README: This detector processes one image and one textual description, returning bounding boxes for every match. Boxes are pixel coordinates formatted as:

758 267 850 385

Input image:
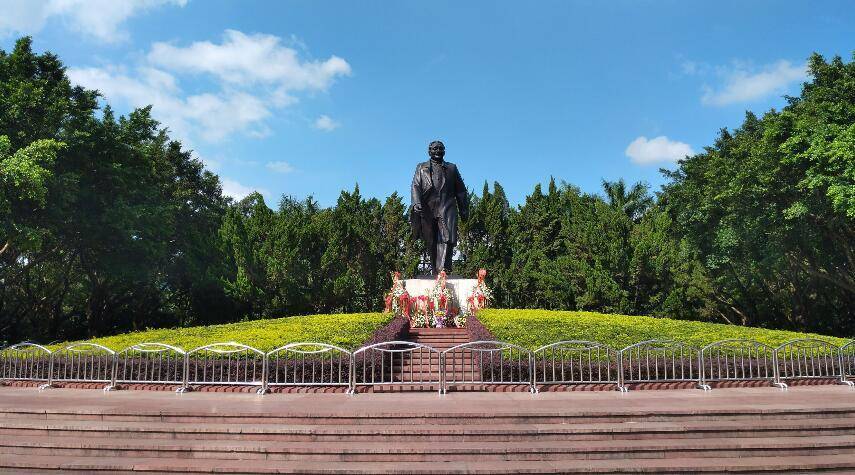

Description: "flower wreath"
460 268 492 327
384 271 410 319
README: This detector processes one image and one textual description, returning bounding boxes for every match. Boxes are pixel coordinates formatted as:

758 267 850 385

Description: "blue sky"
2 1 853 206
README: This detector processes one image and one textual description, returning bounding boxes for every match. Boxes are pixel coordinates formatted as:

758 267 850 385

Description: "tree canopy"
1 38 852 343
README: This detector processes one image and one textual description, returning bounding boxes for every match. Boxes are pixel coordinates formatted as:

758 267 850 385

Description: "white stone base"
403 277 477 310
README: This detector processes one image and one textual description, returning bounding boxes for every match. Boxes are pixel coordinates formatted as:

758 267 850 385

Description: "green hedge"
46 313 392 352
476 309 850 350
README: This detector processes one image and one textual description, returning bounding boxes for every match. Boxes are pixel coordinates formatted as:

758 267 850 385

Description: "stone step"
3 434 855 462
5 453 855 473
3 418 853 442
4 406 855 425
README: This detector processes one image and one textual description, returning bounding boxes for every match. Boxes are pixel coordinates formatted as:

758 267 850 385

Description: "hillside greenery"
1 37 853 344
48 313 392 352
36 309 849 354
476 309 849 350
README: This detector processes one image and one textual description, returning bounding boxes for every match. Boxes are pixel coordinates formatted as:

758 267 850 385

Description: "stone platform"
404 276 477 308
2 385 855 472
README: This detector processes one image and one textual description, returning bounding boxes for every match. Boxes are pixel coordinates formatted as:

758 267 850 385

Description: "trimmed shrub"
47 313 393 353
477 309 849 350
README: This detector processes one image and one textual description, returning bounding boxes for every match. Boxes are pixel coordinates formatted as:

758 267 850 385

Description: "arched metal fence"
618 340 701 390
2 337 854 393
51 343 116 391
184 343 265 393
774 339 851 388
442 341 534 393
266 342 351 393
0 343 52 388
842 340 855 382
115 343 186 386
700 339 779 389
352 341 441 393
532 341 619 391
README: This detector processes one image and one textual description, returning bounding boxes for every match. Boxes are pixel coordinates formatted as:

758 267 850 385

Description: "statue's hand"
413 203 422 215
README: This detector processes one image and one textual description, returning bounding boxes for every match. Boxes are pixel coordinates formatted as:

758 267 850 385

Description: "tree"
601 178 654 222
661 53 855 334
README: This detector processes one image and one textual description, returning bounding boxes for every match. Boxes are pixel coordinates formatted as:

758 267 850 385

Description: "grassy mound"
476 309 849 350
53 313 392 352
44 309 850 354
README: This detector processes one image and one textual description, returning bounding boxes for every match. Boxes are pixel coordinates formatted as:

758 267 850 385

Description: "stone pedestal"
403 277 477 310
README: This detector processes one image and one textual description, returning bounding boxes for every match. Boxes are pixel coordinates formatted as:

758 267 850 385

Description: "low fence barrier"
2 337 854 393
266 343 352 393
184 343 265 393
533 341 619 390
619 340 701 390
442 341 534 393
352 341 441 393
700 339 778 389
774 338 851 388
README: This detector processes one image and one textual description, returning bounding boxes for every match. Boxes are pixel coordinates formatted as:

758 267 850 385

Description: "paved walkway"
3 385 855 473
2 384 853 417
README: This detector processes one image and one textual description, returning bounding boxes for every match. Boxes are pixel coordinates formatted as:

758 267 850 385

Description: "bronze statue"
410 140 469 276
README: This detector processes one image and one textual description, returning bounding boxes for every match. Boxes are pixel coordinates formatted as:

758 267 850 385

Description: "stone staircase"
2 386 855 473
369 327 471 393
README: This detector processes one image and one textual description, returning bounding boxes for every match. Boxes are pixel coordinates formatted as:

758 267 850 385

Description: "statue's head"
428 140 445 161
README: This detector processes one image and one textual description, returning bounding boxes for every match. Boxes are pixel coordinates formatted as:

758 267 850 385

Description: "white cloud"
0 0 187 43
220 178 268 201
265 161 294 174
313 115 340 131
625 136 694 165
67 66 270 142
148 30 351 90
67 29 351 145
700 60 807 106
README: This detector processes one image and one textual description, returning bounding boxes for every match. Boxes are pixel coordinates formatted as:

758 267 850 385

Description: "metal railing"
352 341 441 394
532 340 619 391
0 343 53 388
50 343 117 391
842 340 855 382
184 342 266 393
3 337 855 394
774 338 851 388
618 340 701 390
115 343 186 387
265 342 352 393
700 339 780 389
442 341 534 393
